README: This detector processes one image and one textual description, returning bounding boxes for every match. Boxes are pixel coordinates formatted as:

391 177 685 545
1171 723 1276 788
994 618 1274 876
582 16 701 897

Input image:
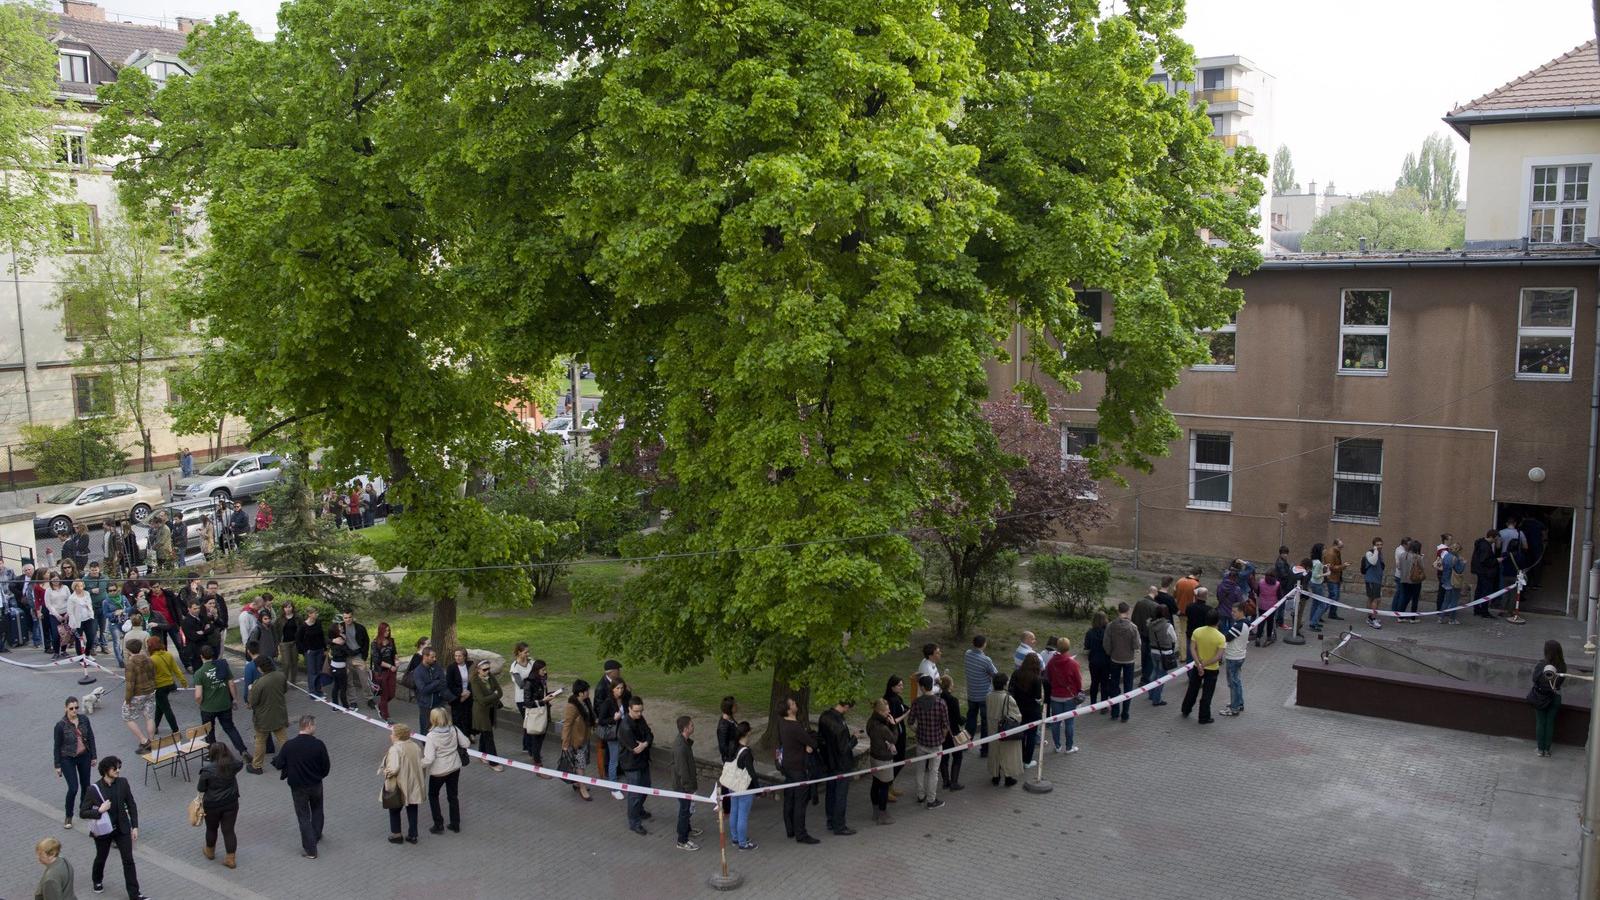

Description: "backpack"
1407 555 1426 584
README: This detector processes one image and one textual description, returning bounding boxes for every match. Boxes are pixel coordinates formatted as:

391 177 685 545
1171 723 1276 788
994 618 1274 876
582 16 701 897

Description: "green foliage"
359 579 430 616
237 588 340 626
0 0 66 265
52 217 188 467
1395 132 1461 215
19 419 126 483
1031 553 1111 618
1302 188 1464 253
241 463 366 609
1272 144 1296 195
924 545 1021 636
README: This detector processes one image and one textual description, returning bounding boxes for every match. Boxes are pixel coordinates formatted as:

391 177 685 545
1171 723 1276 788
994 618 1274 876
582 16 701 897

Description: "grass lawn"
579 377 601 398
373 557 1133 724
349 521 398 557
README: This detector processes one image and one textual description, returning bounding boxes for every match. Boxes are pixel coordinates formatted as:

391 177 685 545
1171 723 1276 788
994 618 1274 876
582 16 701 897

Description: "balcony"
1216 132 1254 150
1199 87 1255 115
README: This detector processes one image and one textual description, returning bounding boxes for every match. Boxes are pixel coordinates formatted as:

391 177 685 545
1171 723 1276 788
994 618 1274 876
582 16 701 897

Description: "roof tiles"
1448 40 1600 116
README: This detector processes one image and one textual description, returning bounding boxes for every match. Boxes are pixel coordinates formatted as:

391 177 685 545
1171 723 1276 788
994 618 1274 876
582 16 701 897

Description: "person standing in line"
255 607 279 672
716 696 740 763
1254 574 1281 645
963 635 998 757
670 715 703 851
1146 606 1177 705
1272 547 1295 630
85 561 110 656
34 836 76 900
881 676 910 798
1132 587 1159 687
1323 539 1347 620
1181 609 1226 725
1472 530 1502 618
937 675 966 791
865 700 897 825
237 601 260 655
916 643 943 693
242 640 264 704
445 648 474 740
327 626 353 710
194 643 248 755
66 581 95 658
593 659 625 784
1391 537 1412 618
817 698 859 834
619 695 656 837
1214 565 1244 636
560 680 596 801
336 611 371 704
1173 567 1201 622
510 643 534 756
524 658 555 771
1306 544 1329 631
53 696 96 830
908 676 949 809
776 695 818 843
179 601 209 673
1044 637 1083 752
196 743 241 868
1012 631 1037 668
379 723 425 844
271 715 331 859
420 707 469 833
147 635 187 740
245 656 288 776
1105 602 1140 723
1529 640 1567 758
1402 539 1427 619
724 721 760 846
64 523 91 573
1154 576 1180 621
277 599 302 688
1084 612 1110 709
1361 538 1386 630
469 659 505 771
1009 655 1044 768
43 573 69 659
370 623 399 723
1219 601 1253 717
986 673 1023 788
83 756 146 899
122 639 156 754
411 647 447 738
1438 542 1466 624
297 608 327 697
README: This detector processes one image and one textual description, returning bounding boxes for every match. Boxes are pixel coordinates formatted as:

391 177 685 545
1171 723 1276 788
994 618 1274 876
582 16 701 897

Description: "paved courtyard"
0 610 1589 900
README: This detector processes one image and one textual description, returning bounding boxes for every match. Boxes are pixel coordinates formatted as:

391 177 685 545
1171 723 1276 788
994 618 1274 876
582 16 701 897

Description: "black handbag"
381 781 404 810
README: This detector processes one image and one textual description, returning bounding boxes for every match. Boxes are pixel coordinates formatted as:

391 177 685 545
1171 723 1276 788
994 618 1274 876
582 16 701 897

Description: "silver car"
171 453 283 501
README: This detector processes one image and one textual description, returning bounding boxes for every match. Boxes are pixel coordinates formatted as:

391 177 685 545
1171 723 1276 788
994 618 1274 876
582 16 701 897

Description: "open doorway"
1495 502 1574 615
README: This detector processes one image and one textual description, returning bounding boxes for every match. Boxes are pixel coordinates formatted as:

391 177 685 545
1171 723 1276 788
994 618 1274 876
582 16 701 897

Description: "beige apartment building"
991 40 1600 617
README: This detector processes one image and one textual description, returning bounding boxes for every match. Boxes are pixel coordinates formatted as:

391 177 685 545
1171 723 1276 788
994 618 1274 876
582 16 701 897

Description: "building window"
58 51 89 84
1194 314 1237 370
1339 288 1389 374
1076 290 1103 333
54 131 88 168
1516 287 1576 380
1529 164 1590 243
1188 431 1232 511
143 60 188 85
1332 438 1382 523
56 204 97 252
1202 67 1225 90
60 291 104 341
162 206 185 249
72 374 114 418
1061 425 1097 462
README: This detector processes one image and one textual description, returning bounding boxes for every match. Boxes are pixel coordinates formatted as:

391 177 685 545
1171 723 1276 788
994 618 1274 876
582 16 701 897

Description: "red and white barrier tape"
1299 574 1523 618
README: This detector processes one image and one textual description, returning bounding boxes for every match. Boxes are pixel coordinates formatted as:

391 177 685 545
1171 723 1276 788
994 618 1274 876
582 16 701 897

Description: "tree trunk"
431 591 459 656
759 663 809 753
140 427 152 472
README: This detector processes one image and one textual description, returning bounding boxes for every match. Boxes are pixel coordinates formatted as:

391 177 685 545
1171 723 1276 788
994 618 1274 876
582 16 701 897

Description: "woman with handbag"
937 673 967 791
865 699 897 825
379 723 425 843
881 676 910 800
560 679 596 801
986 672 1023 787
371 623 399 722
420 707 470 834
469 660 505 771
196 743 241 868
1530 640 1568 757
83 756 145 900
596 678 629 797
720 721 759 848
53 695 96 830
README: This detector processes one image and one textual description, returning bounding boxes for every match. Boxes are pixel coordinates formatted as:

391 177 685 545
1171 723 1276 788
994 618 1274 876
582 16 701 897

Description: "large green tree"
1302 187 1464 252
1272 144 1296 195
1396 132 1461 215
94 8 561 652
0 0 66 263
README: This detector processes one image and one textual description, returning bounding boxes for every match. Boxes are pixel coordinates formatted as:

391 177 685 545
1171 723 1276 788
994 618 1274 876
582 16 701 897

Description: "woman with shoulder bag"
1530 640 1568 757
196 743 241 868
986 672 1023 788
937 673 967 792
721 721 760 848
468 660 505 771
379 723 425 843
420 708 470 834
560 680 596 801
865 699 897 825
53 695 96 830
595 679 629 798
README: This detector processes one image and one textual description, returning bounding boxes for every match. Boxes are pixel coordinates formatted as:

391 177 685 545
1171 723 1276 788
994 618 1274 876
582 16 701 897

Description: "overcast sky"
92 0 1598 196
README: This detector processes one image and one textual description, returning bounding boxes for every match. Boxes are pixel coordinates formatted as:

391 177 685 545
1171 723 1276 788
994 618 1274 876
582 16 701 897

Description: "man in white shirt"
916 643 943 694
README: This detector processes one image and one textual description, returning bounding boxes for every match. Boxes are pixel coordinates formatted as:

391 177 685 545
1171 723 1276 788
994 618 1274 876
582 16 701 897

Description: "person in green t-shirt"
1181 609 1227 725
194 643 248 754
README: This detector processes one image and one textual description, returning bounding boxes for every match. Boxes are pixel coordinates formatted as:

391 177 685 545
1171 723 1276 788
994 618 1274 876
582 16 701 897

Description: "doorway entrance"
1494 503 1574 615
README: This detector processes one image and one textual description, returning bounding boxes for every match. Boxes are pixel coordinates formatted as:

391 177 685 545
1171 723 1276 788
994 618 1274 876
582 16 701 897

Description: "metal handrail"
1322 629 1466 681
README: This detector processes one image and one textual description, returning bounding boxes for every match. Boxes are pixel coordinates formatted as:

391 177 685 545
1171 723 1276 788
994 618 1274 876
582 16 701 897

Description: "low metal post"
1282 586 1306 645
1023 716 1054 794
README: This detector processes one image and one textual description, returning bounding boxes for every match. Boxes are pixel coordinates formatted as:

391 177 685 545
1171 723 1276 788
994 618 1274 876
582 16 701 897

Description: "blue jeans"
29 611 42 647
1439 586 1460 622
606 740 621 782
677 797 694 843
1308 589 1328 627
1326 581 1342 608
1149 654 1173 703
1111 662 1135 719
626 767 650 828
966 698 989 757
1225 658 1245 710
109 628 123 666
303 649 326 695
1047 697 1079 749
730 794 753 846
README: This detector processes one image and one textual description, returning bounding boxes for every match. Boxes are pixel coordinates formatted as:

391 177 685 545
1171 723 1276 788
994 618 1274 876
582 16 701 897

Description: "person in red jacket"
1044 637 1084 753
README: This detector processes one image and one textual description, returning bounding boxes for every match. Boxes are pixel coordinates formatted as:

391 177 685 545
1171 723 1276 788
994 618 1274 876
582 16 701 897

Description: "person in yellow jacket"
149 634 189 739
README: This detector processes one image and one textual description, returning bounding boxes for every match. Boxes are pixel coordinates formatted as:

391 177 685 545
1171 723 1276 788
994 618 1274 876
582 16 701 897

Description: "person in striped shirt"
964 636 999 758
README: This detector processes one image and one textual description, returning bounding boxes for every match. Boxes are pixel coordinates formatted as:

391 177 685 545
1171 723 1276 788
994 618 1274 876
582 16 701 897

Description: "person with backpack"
1403 539 1427 619
1529 640 1567 757
1360 537 1386 630
1438 542 1467 624
1147 606 1178 701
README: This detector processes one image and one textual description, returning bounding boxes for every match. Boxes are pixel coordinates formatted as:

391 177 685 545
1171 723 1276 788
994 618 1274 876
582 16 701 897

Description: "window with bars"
1339 289 1389 374
1516 288 1576 380
1332 438 1382 523
1529 164 1590 244
1188 432 1232 510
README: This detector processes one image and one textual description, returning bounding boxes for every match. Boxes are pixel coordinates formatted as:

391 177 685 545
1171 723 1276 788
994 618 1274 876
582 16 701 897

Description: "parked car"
31 480 163 537
138 496 224 553
170 452 284 501
541 411 597 445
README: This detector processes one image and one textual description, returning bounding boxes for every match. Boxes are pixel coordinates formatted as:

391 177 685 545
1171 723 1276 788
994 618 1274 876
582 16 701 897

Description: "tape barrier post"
1505 570 1528 625
76 650 97 686
1282 586 1306 645
1023 716 1052 795
707 785 742 891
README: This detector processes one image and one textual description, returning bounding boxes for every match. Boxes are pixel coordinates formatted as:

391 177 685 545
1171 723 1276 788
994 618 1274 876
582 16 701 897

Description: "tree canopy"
1272 144 1295 195
0 0 66 264
1301 187 1464 253
1395 132 1461 215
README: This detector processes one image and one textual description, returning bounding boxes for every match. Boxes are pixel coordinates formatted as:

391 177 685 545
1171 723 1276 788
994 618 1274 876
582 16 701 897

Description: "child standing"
1219 601 1253 716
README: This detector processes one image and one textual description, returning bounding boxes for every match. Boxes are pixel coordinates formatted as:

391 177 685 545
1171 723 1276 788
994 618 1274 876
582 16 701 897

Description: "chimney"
176 16 203 33
1308 180 1317 196
1358 237 1368 254
61 1 106 21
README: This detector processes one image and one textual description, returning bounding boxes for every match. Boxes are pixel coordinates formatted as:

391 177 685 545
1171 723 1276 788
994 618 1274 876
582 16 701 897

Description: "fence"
0 428 248 494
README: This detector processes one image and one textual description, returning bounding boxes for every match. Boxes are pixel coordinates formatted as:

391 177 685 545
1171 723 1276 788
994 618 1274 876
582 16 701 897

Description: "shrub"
19 419 127 484
361 579 429 615
238 588 342 623
1032 553 1111 618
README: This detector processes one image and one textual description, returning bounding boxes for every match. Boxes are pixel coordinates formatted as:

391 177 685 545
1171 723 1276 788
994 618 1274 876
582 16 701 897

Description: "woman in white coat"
419 707 470 835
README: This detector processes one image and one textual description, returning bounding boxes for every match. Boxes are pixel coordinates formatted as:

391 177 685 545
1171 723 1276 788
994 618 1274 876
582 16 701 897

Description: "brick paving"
0 607 1588 899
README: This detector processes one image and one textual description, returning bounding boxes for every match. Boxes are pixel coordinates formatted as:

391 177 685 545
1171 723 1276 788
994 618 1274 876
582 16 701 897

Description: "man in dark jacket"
618 695 653 835
272 715 331 859
670 715 701 851
246 656 289 775
63 523 91 573
83 756 141 899
816 700 858 835
1471 530 1501 617
411 647 446 736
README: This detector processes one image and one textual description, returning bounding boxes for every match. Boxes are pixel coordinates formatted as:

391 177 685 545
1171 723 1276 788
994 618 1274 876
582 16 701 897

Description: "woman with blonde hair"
34 836 75 900
420 707 470 834
379 722 425 843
